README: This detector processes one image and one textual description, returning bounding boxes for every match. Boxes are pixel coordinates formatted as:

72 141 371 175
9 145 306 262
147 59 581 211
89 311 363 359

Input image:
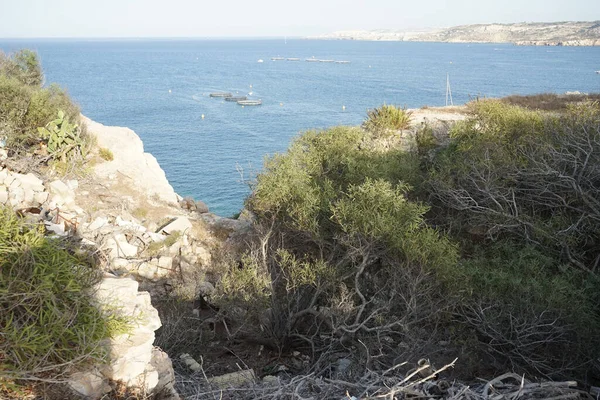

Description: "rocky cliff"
313 21 600 46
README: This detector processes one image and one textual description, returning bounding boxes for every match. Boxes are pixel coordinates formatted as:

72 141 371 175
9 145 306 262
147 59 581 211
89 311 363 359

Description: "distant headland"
310 21 600 46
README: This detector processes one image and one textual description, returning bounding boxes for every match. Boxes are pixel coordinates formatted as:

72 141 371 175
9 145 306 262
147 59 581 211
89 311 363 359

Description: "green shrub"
456 242 600 375
0 50 83 155
0 207 120 380
246 124 457 362
249 126 420 237
363 104 412 137
0 49 43 87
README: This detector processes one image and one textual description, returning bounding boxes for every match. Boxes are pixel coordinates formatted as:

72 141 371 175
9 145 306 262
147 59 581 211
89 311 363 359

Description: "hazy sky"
1 0 599 38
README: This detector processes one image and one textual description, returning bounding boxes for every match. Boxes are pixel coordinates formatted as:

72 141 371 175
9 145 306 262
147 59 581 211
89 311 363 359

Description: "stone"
9 186 24 205
179 353 202 372
146 232 166 242
158 256 173 270
66 179 79 190
137 262 159 280
196 200 209 214
93 275 165 391
18 173 45 192
88 216 109 231
194 246 212 265
105 234 139 258
48 179 73 198
197 281 215 296
68 370 111 399
9 177 21 190
207 369 255 388
160 217 192 235
262 375 279 385
34 191 49 205
168 241 181 256
0 187 7 204
23 188 35 205
150 348 180 399
44 221 67 236
84 116 179 204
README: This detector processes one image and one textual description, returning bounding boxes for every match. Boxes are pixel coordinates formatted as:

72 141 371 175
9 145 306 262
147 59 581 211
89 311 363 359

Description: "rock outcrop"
82 116 179 204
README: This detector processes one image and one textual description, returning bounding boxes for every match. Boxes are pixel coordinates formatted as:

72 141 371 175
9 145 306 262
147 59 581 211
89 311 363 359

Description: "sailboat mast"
446 73 454 106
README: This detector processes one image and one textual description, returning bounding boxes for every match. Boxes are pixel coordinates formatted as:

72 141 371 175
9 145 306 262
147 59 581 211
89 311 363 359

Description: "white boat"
271 57 284 61
335 60 351 64
286 58 300 61
257 59 264 63
319 59 335 63
596 70 600 74
237 99 262 106
305 58 319 62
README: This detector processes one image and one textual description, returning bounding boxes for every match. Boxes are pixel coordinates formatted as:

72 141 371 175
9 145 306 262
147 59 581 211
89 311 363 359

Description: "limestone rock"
105 234 138 258
88 217 109 231
207 369 256 388
68 369 111 399
0 187 7 204
18 173 45 192
160 217 192 235
180 353 202 372
93 275 164 393
150 348 180 399
84 116 179 204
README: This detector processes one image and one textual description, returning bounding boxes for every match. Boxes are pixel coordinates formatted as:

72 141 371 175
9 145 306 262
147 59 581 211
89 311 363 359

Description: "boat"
257 59 264 63
271 57 284 61
305 58 319 62
335 60 351 64
596 70 600 74
286 58 300 61
319 59 335 63
225 96 247 102
237 99 262 106
209 92 233 98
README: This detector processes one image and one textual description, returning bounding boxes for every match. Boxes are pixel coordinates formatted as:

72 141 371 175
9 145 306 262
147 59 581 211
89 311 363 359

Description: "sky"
1 0 599 38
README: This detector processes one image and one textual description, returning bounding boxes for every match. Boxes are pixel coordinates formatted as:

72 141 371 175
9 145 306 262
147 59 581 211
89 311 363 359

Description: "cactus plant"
37 110 83 162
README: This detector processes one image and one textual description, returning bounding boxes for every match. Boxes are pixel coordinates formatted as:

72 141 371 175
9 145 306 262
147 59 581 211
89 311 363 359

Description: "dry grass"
500 92 600 111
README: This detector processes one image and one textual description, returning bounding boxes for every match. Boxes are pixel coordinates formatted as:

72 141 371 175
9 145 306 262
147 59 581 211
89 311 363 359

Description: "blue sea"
1 39 599 216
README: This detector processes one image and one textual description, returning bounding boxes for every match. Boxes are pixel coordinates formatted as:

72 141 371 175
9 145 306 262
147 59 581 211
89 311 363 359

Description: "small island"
311 20 600 46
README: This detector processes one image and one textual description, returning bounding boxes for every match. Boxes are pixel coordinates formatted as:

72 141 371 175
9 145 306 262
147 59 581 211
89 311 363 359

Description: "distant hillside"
312 21 600 46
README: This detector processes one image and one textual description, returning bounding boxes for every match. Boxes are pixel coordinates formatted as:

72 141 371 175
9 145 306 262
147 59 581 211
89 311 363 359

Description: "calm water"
1 39 599 216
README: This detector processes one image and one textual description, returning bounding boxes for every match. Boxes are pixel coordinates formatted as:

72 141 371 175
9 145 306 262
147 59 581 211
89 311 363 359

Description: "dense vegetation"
0 50 88 169
221 101 600 383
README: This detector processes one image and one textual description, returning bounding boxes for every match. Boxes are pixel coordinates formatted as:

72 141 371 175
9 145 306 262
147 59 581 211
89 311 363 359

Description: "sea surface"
1 39 599 216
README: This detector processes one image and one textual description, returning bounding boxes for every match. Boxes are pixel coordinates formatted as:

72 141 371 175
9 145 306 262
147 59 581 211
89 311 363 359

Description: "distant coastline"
310 21 600 46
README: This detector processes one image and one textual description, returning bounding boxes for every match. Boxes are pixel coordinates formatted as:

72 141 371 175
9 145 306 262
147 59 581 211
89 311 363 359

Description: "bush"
363 104 412 137
0 207 120 381
0 49 43 87
456 243 599 376
245 124 458 371
425 99 600 377
0 49 84 159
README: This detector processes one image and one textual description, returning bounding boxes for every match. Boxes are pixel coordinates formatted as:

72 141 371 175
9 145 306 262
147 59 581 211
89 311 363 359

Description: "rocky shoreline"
311 21 600 46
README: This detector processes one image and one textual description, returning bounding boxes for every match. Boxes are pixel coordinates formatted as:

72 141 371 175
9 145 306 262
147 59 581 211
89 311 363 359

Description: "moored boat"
209 92 233 98
286 58 300 61
271 57 284 61
225 96 247 102
237 99 262 106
